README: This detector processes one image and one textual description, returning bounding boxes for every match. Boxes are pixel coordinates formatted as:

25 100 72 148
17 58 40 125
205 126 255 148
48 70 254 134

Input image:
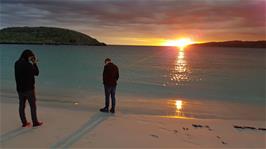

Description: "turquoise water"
0 44 265 119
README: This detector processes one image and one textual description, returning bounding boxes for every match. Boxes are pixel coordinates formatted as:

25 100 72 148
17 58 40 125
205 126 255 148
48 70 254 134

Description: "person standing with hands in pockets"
15 49 43 127
100 58 119 113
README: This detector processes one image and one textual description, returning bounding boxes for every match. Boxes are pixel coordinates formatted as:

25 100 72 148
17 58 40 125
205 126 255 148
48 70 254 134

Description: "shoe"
22 122 31 127
100 107 109 113
110 108 115 113
33 121 43 127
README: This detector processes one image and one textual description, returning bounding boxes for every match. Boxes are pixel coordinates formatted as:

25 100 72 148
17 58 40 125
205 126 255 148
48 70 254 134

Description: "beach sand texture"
1 102 265 148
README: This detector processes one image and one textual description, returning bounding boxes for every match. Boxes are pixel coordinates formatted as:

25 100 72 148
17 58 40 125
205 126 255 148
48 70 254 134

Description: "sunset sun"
163 38 194 49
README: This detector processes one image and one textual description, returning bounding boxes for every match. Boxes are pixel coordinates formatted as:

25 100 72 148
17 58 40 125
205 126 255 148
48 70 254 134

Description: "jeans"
18 90 38 124
104 85 116 109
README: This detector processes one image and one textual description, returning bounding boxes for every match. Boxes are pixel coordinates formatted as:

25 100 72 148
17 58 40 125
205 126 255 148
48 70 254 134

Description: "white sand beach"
1 100 265 149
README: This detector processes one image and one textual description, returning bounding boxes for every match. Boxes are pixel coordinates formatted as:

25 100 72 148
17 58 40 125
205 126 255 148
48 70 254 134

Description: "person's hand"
31 56 37 64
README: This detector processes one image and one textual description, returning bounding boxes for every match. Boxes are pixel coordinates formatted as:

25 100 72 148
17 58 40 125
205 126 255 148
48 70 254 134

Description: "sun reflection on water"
169 49 190 85
175 100 184 117
175 100 183 110
166 99 186 118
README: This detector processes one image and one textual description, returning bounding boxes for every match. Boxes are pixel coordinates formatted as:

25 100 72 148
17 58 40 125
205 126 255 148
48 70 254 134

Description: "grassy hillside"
192 40 266 48
0 27 106 46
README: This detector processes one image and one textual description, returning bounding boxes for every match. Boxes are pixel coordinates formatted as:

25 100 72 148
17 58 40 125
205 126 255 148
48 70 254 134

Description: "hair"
19 49 34 60
104 58 111 63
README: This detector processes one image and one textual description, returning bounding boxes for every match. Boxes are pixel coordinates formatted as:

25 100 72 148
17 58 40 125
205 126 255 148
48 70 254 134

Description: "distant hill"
191 40 266 48
0 27 106 46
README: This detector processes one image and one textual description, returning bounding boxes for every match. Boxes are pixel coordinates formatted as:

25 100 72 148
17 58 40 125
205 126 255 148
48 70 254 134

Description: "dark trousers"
104 85 116 109
18 90 38 124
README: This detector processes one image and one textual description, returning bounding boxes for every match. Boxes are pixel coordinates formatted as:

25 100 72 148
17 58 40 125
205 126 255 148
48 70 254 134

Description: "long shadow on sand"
51 112 110 148
0 127 32 143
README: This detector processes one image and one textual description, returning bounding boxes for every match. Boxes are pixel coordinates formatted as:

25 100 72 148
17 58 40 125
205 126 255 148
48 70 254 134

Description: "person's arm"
115 66 119 81
26 62 39 77
32 63 39 76
30 56 39 76
14 62 21 85
103 65 107 84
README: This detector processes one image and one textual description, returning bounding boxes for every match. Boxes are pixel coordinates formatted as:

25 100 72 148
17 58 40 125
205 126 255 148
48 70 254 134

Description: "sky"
1 0 265 45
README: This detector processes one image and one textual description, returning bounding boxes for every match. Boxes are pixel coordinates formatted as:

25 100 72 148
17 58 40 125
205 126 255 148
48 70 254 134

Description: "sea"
0 44 265 120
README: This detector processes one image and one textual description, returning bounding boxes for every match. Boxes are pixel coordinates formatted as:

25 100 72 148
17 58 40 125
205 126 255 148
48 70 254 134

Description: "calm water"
0 44 265 119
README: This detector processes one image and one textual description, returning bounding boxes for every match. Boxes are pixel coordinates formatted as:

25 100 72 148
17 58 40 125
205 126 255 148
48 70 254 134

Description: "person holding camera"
15 49 43 127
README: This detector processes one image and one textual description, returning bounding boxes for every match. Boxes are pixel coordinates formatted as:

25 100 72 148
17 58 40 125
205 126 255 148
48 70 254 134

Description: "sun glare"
175 100 183 110
163 38 193 49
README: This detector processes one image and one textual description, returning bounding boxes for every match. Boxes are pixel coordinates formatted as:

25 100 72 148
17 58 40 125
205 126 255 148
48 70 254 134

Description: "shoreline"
0 92 265 121
1 41 266 48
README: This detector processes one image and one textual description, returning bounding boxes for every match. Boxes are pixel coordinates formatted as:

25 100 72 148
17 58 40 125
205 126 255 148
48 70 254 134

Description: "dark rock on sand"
192 124 203 128
221 141 227 144
150 134 159 138
243 126 256 130
233 125 244 129
258 128 266 131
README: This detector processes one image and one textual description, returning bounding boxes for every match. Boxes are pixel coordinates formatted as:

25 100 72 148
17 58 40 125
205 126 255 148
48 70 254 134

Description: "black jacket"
15 59 39 92
103 63 119 86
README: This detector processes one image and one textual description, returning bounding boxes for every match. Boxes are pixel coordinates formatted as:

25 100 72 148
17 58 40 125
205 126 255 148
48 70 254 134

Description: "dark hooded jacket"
15 59 39 92
103 62 119 86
